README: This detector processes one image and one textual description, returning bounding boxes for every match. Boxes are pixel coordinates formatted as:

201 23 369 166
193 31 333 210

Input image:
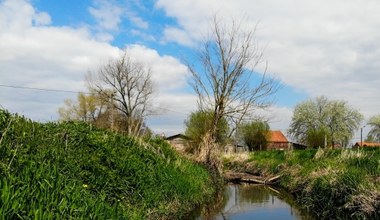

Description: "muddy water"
191 184 315 220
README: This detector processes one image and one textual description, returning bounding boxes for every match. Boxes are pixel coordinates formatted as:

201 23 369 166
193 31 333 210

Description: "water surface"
192 184 314 220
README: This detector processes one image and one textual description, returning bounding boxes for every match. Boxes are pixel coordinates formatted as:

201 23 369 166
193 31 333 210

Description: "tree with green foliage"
58 91 119 130
239 120 270 151
304 128 328 148
288 96 363 148
58 92 110 123
185 110 229 153
58 91 152 136
367 114 380 142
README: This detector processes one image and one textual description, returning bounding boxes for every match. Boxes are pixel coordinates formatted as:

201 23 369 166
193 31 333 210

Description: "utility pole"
360 127 364 147
110 90 116 131
360 125 366 147
111 103 114 130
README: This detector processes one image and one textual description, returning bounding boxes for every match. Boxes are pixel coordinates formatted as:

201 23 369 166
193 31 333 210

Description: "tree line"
183 95 380 151
57 15 380 171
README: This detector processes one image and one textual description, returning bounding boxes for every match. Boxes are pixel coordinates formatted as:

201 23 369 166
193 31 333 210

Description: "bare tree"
87 51 154 136
188 16 277 153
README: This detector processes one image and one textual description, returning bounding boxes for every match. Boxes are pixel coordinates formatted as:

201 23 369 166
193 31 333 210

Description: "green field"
224 149 380 219
0 109 214 219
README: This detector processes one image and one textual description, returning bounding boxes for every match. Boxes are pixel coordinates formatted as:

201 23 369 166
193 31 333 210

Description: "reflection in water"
193 184 314 220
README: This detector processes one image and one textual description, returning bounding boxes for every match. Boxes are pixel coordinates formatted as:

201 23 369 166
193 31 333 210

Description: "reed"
224 148 380 219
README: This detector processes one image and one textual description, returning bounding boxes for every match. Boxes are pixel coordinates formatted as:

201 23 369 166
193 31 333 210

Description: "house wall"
267 142 290 150
224 144 249 153
167 138 187 152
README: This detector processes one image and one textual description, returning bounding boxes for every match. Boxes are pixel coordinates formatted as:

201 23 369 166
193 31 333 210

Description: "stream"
190 183 315 220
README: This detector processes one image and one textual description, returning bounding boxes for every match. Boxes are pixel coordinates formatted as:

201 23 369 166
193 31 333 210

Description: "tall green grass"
0 110 214 219
224 149 380 219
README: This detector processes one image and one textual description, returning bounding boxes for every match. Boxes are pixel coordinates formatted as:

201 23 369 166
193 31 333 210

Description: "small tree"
239 120 270 151
288 96 363 148
305 128 329 148
87 51 154 136
58 92 110 123
58 91 128 130
368 115 380 142
185 110 229 153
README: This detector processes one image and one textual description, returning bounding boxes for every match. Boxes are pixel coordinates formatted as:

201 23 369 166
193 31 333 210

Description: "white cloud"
148 93 198 136
131 29 156 42
0 0 51 30
88 0 150 42
0 0 194 135
162 27 195 46
89 0 123 32
264 105 293 135
129 15 149 29
156 0 380 131
122 45 194 135
126 44 190 92
0 11 120 121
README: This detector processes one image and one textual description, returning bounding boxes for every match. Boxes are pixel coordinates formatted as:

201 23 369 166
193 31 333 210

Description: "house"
291 142 308 150
353 142 380 148
266 130 291 150
165 134 191 152
225 142 247 153
227 130 291 152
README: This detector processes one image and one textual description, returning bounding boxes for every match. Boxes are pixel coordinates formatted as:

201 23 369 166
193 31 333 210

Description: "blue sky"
32 0 307 105
33 0 180 54
1 0 379 141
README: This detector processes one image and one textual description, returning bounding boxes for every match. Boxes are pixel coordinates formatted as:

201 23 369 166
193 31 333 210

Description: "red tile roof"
267 130 288 143
354 142 380 147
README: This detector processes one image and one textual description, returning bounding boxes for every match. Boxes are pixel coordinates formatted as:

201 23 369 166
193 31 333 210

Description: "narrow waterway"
191 184 315 220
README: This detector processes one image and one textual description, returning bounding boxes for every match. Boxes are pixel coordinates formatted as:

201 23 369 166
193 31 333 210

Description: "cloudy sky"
1 0 379 141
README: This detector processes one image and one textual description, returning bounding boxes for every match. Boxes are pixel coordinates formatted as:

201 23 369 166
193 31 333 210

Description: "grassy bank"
224 149 380 219
0 109 214 219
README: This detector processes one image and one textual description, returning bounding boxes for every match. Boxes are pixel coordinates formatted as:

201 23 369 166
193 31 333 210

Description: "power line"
0 84 190 116
0 84 87 94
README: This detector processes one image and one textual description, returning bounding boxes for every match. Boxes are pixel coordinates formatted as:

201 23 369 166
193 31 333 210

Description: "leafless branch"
189 15 278 142
87 50 155 136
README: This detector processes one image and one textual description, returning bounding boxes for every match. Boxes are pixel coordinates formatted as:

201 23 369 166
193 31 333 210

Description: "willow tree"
239 120 270 151
368 115 380 142
87 51 154 136
288 96 363 148
58 92 110 123
188 16 276 162
185 110 229 153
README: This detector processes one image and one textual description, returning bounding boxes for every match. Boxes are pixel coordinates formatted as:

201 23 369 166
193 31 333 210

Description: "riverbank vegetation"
224 149 380 219
0 109 214 219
